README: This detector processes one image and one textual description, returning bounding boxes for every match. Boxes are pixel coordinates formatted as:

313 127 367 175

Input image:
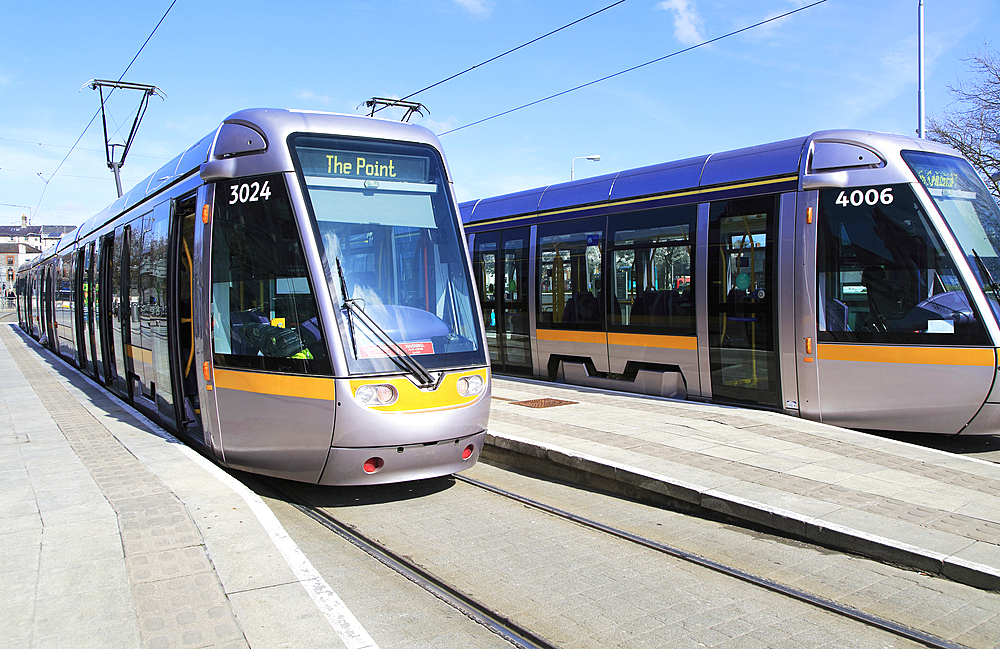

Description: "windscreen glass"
817 182 988 345
903 150 1000 323
292 135 485 374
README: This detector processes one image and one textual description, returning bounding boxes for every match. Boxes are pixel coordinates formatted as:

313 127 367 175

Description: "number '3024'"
229 180 271 204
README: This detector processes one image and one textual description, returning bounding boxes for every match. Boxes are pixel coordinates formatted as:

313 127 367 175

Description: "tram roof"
75 108 445 240
459 132 858 224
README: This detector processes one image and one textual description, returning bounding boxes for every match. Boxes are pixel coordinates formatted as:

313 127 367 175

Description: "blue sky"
2 0 998 226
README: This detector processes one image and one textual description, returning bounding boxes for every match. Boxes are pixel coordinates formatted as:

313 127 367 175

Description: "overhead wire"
0 137 169 160
438 0 828 137
375 0 630 114
32 0 177 220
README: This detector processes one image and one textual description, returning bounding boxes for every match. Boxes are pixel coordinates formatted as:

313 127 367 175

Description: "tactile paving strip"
0 326 249 649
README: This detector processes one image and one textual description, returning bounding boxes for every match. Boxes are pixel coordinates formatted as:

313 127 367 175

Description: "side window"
537 217 605 330
609 205 696 334
211 174 331 374
817 183 988 345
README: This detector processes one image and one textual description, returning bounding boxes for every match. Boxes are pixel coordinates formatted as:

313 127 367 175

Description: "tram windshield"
292 135 485 374
903 151 1000 322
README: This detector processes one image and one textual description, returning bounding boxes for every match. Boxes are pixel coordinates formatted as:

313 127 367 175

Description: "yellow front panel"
349 368 489 413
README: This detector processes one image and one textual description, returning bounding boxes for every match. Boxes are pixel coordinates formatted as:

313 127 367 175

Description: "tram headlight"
355 383 397 406
456 374 484 397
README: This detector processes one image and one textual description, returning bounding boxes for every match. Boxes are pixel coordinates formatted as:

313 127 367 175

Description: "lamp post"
918 0 925 138
571 154 601 181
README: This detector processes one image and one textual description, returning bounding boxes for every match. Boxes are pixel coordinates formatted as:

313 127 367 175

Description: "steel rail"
264 480 562 649
456 474 971 649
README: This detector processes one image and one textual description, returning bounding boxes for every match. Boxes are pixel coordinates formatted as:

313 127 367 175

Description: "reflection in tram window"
817 183 988 345
211 174 331 374
293 136 483 374
609 206 696 334
537 217 604 329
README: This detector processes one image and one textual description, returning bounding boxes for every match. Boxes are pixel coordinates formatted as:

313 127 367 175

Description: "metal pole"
111 161 123 198
918 0 925 138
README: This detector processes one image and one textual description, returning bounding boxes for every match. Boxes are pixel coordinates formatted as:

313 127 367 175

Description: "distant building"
1 242 41 291
0 215 77 289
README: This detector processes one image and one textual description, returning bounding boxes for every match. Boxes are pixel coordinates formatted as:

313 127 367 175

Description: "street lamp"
571 154 601 181
917 0 925 138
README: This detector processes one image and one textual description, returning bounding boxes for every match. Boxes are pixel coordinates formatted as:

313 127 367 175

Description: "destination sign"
916 169 959 189
297 146 429 183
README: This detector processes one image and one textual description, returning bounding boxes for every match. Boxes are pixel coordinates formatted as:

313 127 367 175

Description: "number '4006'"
229 180 271 204
835 187 893 208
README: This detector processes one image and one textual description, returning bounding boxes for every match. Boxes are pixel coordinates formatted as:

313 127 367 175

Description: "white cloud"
454 0 494 19
295 89 334 105
657 0 705 46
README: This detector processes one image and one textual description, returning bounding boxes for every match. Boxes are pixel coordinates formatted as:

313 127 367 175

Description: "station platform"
0 323 363 649
486 376 1000 591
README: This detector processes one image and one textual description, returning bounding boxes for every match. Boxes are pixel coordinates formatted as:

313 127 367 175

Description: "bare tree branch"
927 46 1000 202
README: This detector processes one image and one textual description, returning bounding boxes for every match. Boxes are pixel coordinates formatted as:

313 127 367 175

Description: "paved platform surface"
486 376 1000 591
0 322 359 649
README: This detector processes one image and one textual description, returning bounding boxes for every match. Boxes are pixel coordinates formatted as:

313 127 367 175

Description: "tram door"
167 193 202 433
472 228 532 374
707 195 781 408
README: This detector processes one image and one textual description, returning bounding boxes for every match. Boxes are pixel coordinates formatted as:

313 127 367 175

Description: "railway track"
260 470 974 649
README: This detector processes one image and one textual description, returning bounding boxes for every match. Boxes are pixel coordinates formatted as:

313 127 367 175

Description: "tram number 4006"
229 180 272 204
834 186 894 208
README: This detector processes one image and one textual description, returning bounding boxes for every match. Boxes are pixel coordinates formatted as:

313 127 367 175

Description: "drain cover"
510 398 577 408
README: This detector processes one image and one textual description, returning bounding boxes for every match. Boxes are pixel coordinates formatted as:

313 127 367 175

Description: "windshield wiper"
335 258 437 389
972 249 1000 305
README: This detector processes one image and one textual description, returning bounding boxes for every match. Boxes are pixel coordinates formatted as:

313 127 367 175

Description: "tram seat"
651 290 677 319
598 290 621 320
231 310 270 354
630 290 658 317
562 291 600 323
825 298 850 331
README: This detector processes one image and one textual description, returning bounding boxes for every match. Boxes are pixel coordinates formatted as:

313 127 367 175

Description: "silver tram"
15 108 491 484
461 130 1000 435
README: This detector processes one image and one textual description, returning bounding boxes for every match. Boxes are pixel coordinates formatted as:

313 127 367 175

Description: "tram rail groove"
455 474 973 649
260 478 562 649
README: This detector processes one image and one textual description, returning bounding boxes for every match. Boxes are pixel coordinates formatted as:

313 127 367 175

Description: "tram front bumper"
318 430 487 486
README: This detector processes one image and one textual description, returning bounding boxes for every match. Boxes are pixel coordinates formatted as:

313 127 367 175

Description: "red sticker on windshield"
358 341 435 358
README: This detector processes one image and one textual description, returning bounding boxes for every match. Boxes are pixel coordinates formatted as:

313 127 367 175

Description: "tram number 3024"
229 180 272 204
834 186 894 208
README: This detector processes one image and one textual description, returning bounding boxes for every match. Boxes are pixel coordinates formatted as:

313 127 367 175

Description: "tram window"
293 135 485 374
609 205 696 334
537 217 605 330
817 183 988 345
211 174 331 374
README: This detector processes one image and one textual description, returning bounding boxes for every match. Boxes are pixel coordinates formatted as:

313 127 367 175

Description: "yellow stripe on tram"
536 329 608 345
816 344 996 366
607 332 698 350
213 368 336 400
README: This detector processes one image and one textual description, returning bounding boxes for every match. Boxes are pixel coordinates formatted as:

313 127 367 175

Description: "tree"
927 47 1000 203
